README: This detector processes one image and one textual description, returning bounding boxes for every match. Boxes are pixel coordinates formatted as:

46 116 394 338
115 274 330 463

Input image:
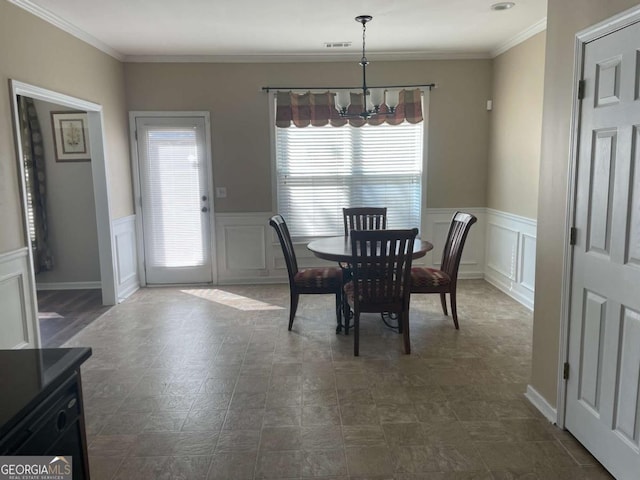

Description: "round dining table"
307 235 434 334
307 235 434 262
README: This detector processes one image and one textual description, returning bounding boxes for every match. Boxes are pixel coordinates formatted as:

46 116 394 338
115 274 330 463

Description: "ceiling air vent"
324 42 352 48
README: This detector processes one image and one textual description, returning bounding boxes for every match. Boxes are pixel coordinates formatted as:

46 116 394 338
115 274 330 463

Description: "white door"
135 116 214 284
566 20 640 480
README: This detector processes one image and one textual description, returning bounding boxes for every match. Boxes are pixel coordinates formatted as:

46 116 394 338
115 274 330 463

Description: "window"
275 121 423 238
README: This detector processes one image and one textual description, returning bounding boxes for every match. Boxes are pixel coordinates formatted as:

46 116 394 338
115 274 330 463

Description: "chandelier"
335 15 399 119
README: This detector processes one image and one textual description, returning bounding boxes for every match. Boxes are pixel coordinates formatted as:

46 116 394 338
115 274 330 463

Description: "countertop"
0 348 92 439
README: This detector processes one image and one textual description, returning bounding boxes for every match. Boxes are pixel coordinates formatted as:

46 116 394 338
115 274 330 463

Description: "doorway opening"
10 80 117 347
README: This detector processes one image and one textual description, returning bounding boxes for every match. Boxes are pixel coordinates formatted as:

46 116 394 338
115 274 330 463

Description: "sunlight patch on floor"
180 289 284 311
38 312 64 319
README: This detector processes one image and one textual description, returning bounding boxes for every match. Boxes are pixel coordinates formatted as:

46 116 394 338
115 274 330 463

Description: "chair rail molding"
484 208 537 310
0 248 39 348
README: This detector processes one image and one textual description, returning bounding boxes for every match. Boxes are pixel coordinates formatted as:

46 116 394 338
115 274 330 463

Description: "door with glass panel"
135 115 214 284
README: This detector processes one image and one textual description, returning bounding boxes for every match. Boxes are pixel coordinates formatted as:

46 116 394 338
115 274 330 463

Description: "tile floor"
66 280 614 479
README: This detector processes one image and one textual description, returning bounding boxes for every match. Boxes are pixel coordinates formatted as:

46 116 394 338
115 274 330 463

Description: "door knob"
201 207 208 212
202 195 207 201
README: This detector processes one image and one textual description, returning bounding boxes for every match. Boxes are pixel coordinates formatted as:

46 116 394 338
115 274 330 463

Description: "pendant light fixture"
335 15 399 119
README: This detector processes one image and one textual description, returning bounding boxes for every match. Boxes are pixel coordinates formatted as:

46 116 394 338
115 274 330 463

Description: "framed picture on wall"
51 111 91 162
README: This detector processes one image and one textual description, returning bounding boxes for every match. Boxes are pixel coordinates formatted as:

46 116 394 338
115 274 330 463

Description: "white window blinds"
276 122 423 238
141 128 205 267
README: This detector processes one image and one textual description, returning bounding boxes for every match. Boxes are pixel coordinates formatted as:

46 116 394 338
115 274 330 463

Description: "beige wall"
0 1 132 255
532 0 640 406
488 32 545 219
124 59 492 212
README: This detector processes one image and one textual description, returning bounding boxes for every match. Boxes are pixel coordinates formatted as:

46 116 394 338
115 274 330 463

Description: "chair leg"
288 293 299 331
335 292 343 333
353 311 360 356
344 299 351 336
439 293 448 316
402 311 411 354
450 291 459 330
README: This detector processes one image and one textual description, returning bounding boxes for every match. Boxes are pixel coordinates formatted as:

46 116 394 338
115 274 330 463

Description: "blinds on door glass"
276 122 423 238
142 128 205 267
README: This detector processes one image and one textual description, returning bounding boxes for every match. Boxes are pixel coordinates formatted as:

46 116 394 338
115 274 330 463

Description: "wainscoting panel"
113 215 139 302
214 209 536 309
216 213 271 284
487 223 518 279
0 248 38 348
484 209 537 309
520 233 537 293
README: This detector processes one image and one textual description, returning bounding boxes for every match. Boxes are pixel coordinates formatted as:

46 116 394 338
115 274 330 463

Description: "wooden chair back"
343 207 387 236
349 228 418 314
269 214 299 285
440 211 477 281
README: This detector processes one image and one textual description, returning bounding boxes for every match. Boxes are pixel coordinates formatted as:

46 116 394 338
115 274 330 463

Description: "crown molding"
12 0 532 64
124 51 492 63
491 17 547 58
8 0 124 61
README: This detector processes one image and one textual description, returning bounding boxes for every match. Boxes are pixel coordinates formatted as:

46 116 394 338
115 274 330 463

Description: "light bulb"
385 89 400 109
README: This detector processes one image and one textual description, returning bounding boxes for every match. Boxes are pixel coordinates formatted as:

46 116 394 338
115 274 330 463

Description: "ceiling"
13 0 547 61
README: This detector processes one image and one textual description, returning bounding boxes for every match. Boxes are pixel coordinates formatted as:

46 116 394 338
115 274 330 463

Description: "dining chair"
344 228 419 356
340 207 388 329
269 215 343 331
410 211 477 329
343 207 387 235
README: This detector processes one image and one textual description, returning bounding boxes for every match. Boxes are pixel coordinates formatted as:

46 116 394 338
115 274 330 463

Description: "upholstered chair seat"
410 267 451 288
294 268 343 289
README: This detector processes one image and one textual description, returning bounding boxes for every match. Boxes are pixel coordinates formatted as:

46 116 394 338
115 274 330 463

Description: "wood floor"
37 289 111 347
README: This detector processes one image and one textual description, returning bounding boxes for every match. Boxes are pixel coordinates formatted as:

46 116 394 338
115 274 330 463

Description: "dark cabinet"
0 348 92 480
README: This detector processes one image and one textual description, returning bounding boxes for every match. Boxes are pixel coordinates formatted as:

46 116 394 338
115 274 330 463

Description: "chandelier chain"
361 21 367 65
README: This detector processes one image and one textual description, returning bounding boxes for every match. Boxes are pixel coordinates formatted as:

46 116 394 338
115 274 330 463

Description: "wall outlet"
215 187 227 198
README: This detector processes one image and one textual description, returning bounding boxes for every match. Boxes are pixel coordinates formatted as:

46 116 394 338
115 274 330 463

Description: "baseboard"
457 271 485 280
36 281 102 291
525 384 557 424
218 276 287 286
117 282 139 303
484 270 534 310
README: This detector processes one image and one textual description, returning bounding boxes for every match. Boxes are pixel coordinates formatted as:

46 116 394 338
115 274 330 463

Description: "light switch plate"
215 187 227 198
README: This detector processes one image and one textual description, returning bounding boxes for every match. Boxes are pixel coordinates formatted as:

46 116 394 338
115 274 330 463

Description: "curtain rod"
261 83 436 92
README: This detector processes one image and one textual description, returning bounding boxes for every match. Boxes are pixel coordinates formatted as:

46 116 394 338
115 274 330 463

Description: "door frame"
558 5 640 429
128 111 217 286
9 81 117 318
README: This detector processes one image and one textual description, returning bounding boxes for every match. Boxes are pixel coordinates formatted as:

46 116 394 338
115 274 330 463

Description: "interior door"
135 116 213 284
566 20 640 480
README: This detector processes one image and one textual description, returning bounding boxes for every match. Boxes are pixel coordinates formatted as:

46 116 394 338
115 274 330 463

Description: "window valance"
275 89 423 128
